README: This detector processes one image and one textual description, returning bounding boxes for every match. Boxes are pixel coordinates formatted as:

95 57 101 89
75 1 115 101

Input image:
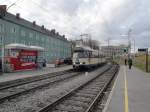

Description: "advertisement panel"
10 50 38 70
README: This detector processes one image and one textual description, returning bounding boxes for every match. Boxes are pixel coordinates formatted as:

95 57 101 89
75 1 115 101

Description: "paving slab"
0 65 72 83
105 65 150 112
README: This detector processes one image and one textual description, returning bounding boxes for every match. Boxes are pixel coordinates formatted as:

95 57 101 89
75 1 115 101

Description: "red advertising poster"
20 50 37 56
11 50 38 70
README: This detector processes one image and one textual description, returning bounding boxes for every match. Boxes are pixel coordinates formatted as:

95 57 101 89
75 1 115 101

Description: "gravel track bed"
0 70 73 90
0 72 78 99
0 65 110 112
92 66 119 112
45 66 116 112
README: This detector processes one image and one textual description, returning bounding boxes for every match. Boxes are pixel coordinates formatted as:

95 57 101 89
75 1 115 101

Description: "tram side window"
20 56 36 63
84 51 89 58
89 51 94 58
78 51 89 58
11 50 19 57
88 51 92 58
90 51 98 58
20 56 27 62
78 52 84 58
28 56 36 62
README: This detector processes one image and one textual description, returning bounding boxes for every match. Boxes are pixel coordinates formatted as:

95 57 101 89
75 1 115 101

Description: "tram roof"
74 45 98 52
5 43 45 51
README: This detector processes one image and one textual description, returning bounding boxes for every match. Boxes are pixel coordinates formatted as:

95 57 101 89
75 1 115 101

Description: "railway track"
37 64 119 112
0 69 73 90
85 65 119 112
0 64 105 104
0 70 82 103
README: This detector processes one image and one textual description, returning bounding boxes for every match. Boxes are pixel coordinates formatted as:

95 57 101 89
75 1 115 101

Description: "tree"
83 38 99 50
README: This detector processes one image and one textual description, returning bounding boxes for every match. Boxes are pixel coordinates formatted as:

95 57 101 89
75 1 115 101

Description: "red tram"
4 44 44 71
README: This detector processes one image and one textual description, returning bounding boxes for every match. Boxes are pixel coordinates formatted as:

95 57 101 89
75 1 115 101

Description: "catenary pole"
146 48 148 72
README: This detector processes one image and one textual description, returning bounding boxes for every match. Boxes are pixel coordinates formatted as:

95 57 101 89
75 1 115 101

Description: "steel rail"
37 65 112 112
0 64 106 103
0 71 82 103
85 65 119 112
0 69 73 91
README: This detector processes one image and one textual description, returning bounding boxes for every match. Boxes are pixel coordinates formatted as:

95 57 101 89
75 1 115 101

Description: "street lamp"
1 1 21 72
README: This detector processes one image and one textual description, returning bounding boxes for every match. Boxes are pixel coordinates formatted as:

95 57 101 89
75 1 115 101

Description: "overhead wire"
5 0 57 28
4 0 33 21
7 0 23 11
5 0 114 41
5 0 54 21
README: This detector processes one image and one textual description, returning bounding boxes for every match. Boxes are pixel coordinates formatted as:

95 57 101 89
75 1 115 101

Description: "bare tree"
83 38 99 50
69 38 100 50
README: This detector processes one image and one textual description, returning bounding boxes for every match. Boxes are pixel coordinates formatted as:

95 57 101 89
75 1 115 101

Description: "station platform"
0 65 72 83
105 65 150 112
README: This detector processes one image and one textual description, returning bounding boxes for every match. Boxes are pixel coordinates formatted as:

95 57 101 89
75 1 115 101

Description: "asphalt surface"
106 66 150 112
0 65 72 83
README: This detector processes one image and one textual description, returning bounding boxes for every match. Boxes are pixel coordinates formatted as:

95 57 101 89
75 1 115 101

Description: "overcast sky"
1 0 150 50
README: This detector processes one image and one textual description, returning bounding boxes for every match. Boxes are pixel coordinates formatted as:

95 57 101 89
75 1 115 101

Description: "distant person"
43 59 46 67
128 58 132 69
125 59 127 65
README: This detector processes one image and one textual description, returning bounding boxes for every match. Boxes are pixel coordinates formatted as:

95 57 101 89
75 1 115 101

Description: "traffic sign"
138 48 148 52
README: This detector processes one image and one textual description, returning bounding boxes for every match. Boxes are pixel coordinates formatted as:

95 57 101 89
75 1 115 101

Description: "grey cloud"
1 0 150 48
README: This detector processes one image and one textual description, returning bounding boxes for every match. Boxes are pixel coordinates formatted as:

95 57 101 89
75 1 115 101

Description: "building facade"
0 5 71 70
101 45 128 57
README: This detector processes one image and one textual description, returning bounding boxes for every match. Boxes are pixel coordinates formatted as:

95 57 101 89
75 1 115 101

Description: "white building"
101 45 128 57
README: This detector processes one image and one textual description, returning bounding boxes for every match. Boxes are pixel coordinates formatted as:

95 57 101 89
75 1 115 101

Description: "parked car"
55 58 64 65
64 57 72 65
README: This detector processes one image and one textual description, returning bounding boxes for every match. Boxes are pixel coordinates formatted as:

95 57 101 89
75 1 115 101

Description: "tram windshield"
73 50 90 58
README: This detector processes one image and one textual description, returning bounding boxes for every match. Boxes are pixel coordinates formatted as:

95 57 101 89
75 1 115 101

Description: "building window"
41 37 44 42
12 27 16 33
29 32 33 38
36 34 39 40
28 42 31 46
46 37 49 42
13 28 16 33
0 36 3 43
21 40 26 45
21 30 26 37
0 24 3 32
13 38 17 43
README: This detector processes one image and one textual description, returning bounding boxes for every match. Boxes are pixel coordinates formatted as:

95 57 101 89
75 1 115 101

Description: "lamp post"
0 20 6 73
6 0 22 11
120 28 134 58
132 38 135 58
0 5 7 73
127 28 132 58
1 1 21 73
1 32 5 73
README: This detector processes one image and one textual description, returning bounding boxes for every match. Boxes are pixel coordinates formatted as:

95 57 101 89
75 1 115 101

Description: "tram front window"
73 51 89 58
73 53 78 59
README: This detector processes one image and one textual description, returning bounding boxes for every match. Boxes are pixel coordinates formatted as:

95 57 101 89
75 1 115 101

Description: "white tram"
73 46 105 69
